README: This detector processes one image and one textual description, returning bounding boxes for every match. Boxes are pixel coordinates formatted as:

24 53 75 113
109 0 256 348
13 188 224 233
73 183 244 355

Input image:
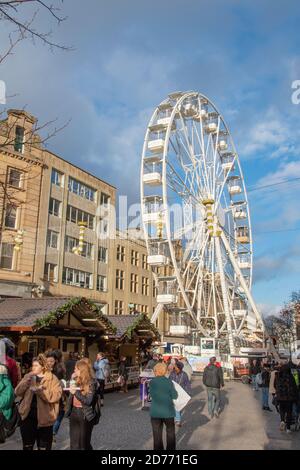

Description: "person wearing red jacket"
2 338 19 388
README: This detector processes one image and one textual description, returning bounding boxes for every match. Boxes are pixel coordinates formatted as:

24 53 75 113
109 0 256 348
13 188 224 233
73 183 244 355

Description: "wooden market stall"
0 297 115 367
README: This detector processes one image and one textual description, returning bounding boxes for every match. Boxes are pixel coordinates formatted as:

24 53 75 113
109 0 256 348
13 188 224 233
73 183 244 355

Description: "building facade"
0 109 116 314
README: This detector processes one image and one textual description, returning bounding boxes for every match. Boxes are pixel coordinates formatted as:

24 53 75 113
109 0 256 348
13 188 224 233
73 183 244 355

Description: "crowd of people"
0 338 129 450
250 358 300 433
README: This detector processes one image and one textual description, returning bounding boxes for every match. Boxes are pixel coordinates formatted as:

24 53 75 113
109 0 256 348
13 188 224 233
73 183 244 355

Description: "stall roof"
0 297 115 333
107 314 160 340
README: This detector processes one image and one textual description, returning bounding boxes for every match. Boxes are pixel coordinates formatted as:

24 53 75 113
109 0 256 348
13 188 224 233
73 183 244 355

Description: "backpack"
256 372 263 386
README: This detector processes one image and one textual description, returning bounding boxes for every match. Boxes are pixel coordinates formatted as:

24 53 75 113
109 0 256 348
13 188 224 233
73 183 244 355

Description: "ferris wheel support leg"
220 232 264 332
215 235 236 355
151 303 164 324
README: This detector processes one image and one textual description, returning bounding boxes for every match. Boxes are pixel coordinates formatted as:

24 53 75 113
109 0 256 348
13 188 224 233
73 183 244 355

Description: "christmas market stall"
0 296 116 372
102 313 160 389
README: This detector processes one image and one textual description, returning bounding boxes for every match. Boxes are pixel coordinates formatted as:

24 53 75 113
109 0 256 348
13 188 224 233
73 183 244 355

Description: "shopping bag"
172 381 191 412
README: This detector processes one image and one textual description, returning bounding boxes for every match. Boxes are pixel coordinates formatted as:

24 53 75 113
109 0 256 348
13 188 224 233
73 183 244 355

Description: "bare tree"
0 0 71 64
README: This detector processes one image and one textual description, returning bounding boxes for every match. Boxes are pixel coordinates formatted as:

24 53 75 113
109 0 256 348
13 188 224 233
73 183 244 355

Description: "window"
65 236 93 259
97 275 107 292
4 204 17 229
100 192 110 206
62 267 93 289
8 169 23 188
142 254 148 270
115 300 124 315
116 269 125 290
66 205 94 230
131 250 139 267
142 277 150 296
98 246 108 263
141 305 149 314
68 177 95 202
153 283 157 298
49 198 61 217
0 243 14 269
116 245 125 262
130 273 138 294
14 126 24 153
47 230 59 249
44 263 58 282
99 218 108 235
51 169 64 187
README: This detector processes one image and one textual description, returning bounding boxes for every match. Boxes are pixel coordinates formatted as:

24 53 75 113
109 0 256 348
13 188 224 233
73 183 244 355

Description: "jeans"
69 407 95 450
207 387 220 417
175 410 181 423
53 409 65 435
252 375 258 391
261 387 269 408
279 401 293 430
151 418 176 450
97 379 105 400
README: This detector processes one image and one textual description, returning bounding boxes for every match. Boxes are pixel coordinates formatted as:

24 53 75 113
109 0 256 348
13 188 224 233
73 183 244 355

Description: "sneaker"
286 429 292 434
214 411 220 418
280 421 286 431
266 407 273 412
100 400 104 407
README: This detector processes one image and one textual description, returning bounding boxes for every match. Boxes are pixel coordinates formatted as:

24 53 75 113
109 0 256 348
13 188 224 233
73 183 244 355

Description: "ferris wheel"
140 91 265 354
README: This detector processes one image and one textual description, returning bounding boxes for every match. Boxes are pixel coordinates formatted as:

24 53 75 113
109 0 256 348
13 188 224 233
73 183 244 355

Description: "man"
203 357 224 419
146 353 160 370
260 363 272 411
250 359 261 391
94 352 110 405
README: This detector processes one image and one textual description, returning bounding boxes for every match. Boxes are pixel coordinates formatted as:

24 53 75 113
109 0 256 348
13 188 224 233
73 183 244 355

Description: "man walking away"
275 362 298 433
94 352 110 406
250 359 261 392
260 364 272 411
203 357 224 419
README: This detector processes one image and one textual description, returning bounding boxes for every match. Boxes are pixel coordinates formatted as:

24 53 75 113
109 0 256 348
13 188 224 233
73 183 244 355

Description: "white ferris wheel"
140 91 265 355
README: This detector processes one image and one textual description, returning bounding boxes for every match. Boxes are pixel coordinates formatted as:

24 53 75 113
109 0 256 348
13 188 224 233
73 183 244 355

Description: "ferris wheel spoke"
192 121 211 196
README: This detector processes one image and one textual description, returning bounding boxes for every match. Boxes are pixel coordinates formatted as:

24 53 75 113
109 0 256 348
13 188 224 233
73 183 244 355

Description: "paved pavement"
2 376 300 450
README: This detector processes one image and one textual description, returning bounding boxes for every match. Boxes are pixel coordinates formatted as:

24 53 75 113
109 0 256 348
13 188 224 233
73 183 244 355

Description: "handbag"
172 381 191 412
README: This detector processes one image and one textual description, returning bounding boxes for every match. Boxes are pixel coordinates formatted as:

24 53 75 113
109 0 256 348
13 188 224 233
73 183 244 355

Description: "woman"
0 364 14 443
275 362 298 433
46 351 66 441
169 360 191 426
65 359 99 450
118 356 128 393
15 354 62 450
149 362 178 450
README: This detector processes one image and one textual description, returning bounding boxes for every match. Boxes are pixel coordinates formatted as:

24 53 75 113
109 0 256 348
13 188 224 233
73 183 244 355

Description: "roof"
107 314 160 340
0 297 71 328
0 297 115 333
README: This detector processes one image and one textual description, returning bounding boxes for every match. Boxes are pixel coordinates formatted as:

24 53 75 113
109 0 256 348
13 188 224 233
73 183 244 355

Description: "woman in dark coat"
275 363 298 433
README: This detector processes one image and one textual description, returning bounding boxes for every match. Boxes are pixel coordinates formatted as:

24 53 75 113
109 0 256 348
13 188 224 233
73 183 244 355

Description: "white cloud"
257 303 281 318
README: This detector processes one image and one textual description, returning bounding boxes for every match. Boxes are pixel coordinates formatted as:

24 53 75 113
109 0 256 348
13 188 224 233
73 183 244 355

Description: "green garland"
33 297 117 333
124 313 160 340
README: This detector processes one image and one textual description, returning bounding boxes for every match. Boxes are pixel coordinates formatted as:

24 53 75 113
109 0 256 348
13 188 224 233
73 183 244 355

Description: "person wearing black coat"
65 360 100 450
275 363 298 433
118 356 129 393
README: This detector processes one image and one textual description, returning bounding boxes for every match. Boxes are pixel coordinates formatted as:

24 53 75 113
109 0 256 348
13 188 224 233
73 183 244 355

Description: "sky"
1 0 300 317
